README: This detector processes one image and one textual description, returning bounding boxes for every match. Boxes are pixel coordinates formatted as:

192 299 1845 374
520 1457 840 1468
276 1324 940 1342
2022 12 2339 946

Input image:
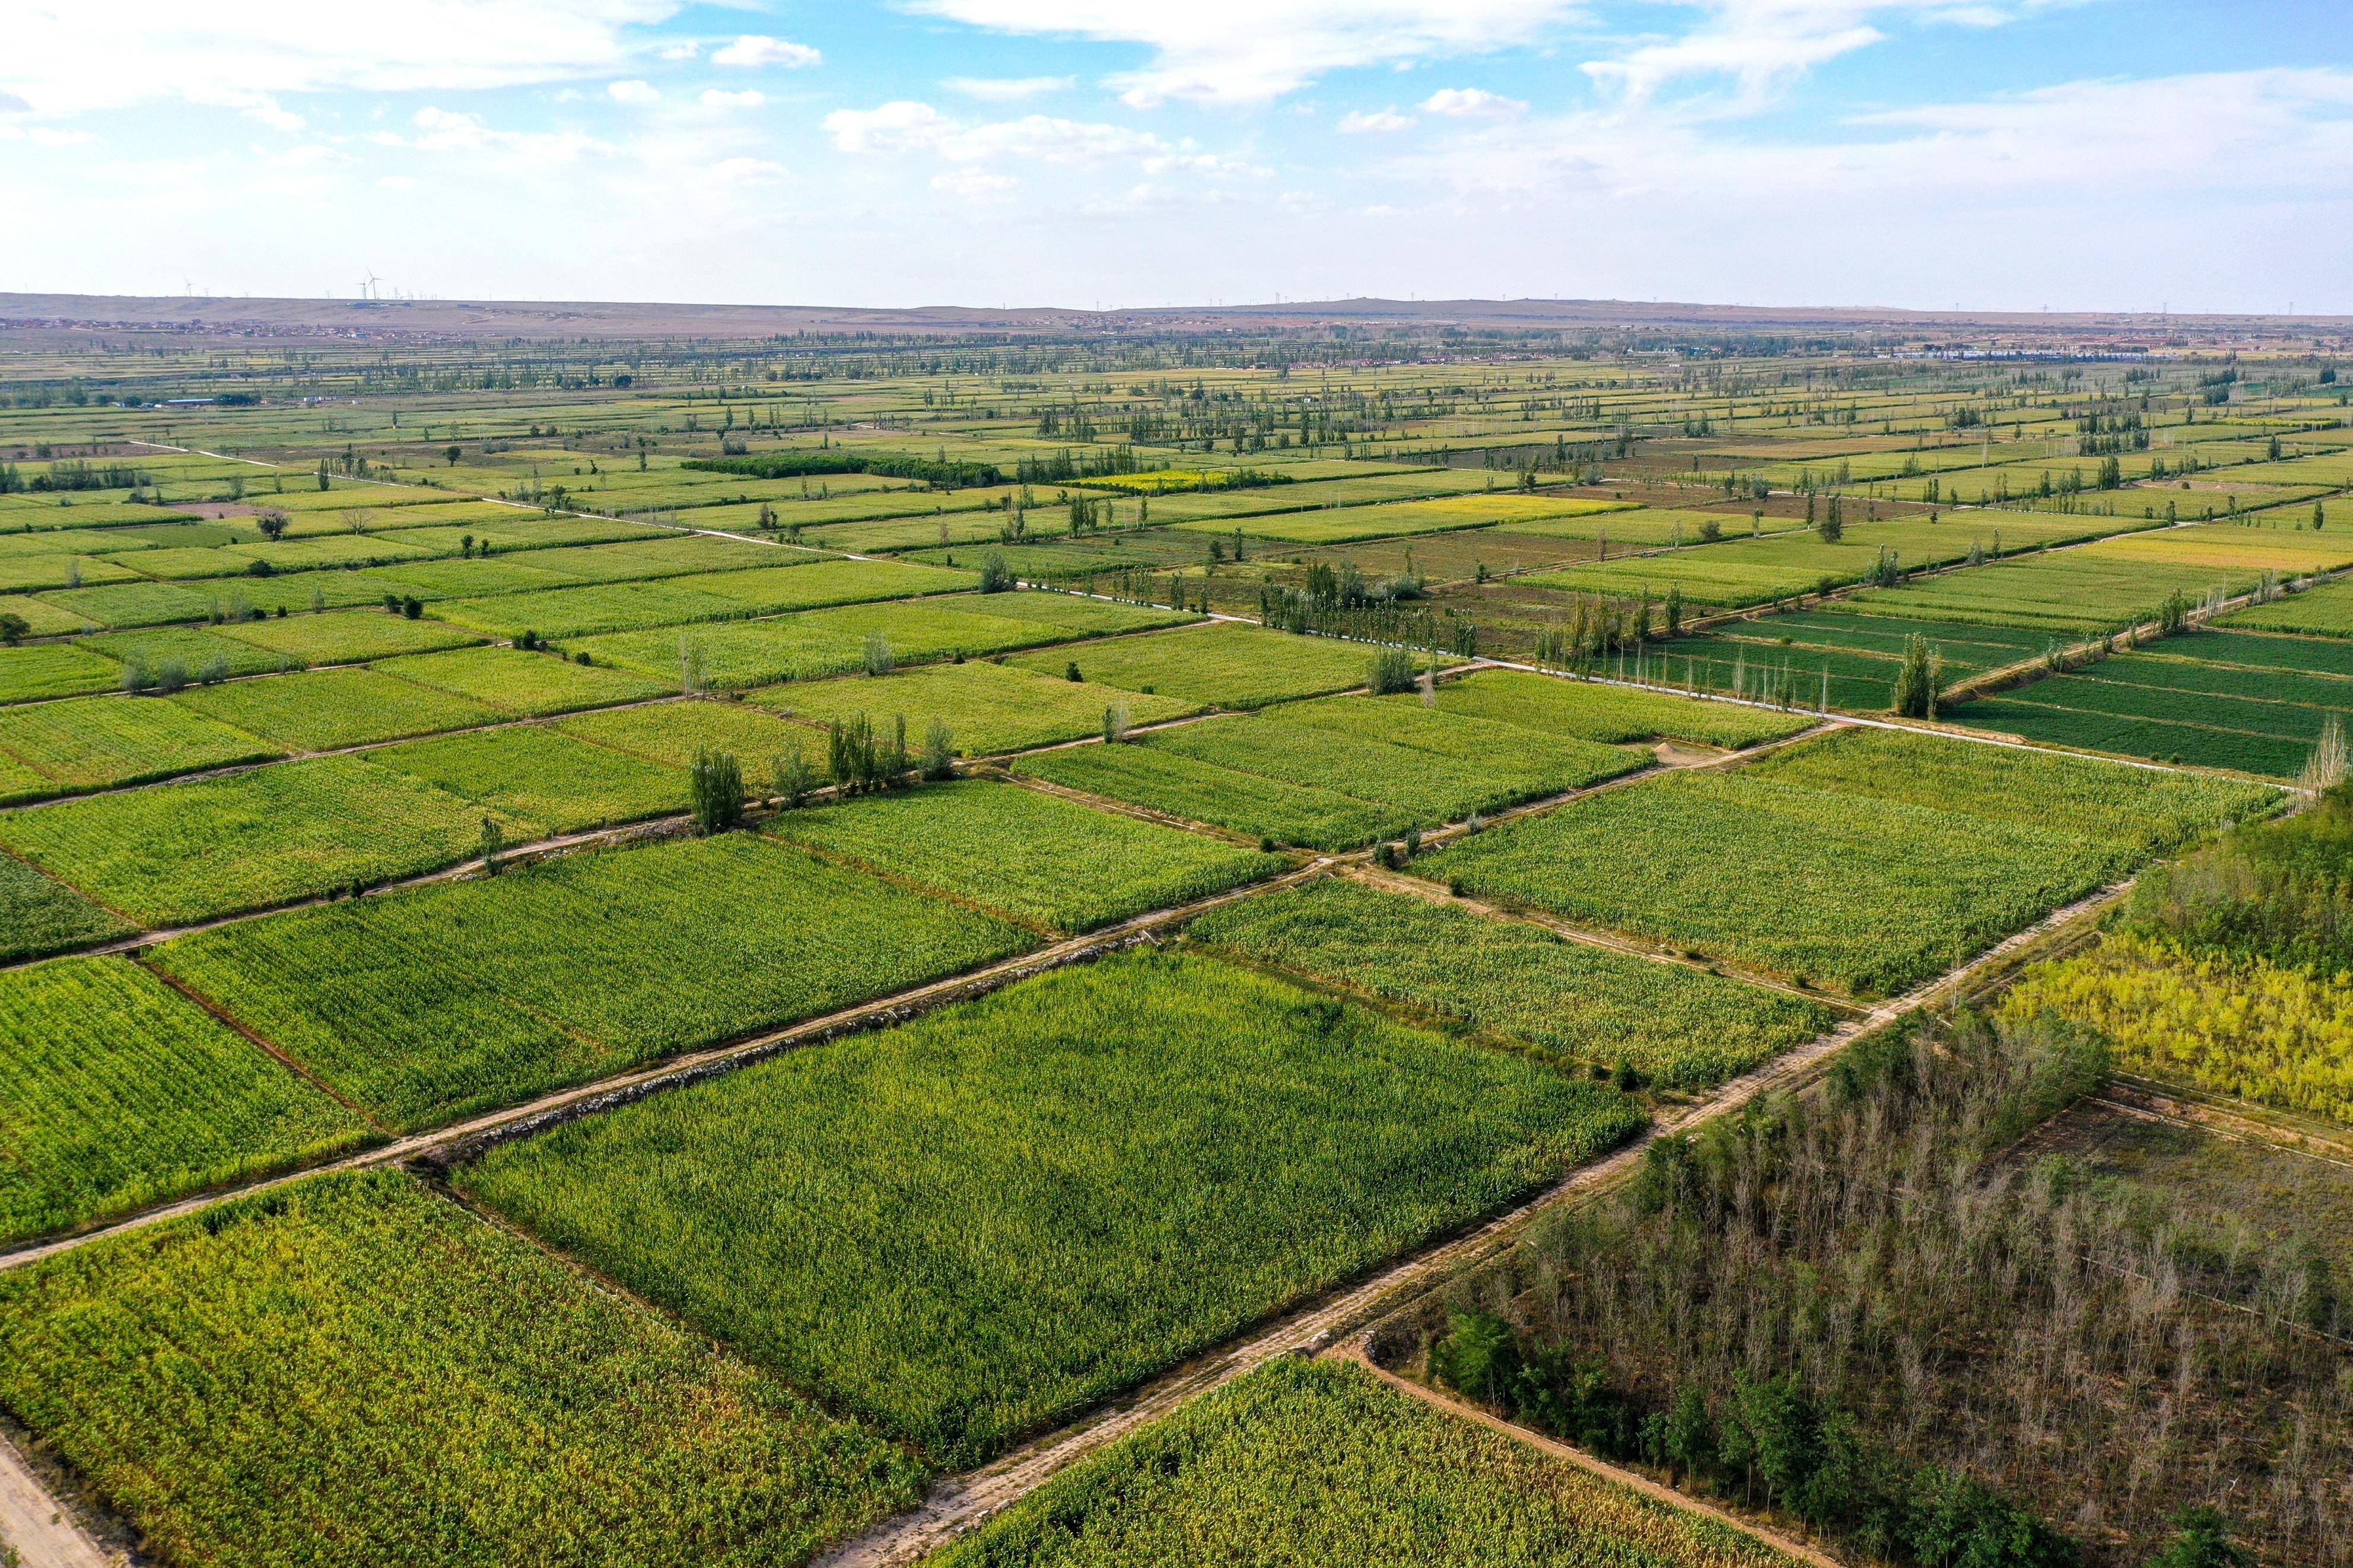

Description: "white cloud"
1420 87 1525 116
376 174 417 189
1338 108 1416 132
657 40 701 60
698 88 767 111
376 106 612 163
943 75 1076 101
933 167 1019 198
0 0 679 117
711 35 821 68
608 79 662 104
825 101 1167 164
1580 1 2056 106
824 100 953 154
907 1 1585 104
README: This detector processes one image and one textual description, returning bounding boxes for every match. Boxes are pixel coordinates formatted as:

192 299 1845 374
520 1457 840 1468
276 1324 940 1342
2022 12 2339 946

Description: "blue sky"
4 1 2348 313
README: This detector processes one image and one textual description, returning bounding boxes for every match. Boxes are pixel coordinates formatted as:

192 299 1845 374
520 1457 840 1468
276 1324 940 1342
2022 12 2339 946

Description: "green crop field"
1852 523 2353 633
170 666 504 751
1521 513 2135 609
1099 706 1640 837
153 834 1032 1129
753 658 1198 756
210 609 481 664
369 725 688 834
374 644 670 714
0 853 133 960
765 779 1284 931
1951 629 2353 777
435 559 972 640
0 695 282 796
1418 756 2144 995
0 956 371 1245
1740 726 2272 848
0 642 124 703
1423 667 1814 748
455 950 1640 1467
558 697 815 770
1013 740 1403 849
0 1172 924 1568
0 755 519 925
933 1358 1801 1568
1190 878 1831 1087
76 625 296 679
575 597 1125 689
2222 578 2353 637
1009 622 1448 709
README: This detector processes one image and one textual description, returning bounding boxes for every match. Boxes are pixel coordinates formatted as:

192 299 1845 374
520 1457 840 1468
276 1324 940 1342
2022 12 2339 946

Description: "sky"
2 1 2349 314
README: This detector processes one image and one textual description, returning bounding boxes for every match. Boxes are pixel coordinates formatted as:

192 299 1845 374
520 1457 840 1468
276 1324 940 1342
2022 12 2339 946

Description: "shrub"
689 748 745 835
920 720 955 781
1369 648 1417 695
977 549 1015 594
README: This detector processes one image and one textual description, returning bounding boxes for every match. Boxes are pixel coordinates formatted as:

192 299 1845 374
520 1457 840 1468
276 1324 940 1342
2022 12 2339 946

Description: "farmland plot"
765 779 1284 931
0 956 370 1245
0 754 520 925
456 950 1641 1467
753 658 1197 756
0 695 282 794
155 834 1031 1129
0 641 123 703
1191 879 1830 1087
1417 766 2131 995
1007 622 1446 710
1013 742 1403 850
933 1359 1801 1568
1423 667 1813 748
374 644 669 714
370 726 686 834
0 1172 924 1568
211 609 481 664
558 698 813 771
170 666 503 751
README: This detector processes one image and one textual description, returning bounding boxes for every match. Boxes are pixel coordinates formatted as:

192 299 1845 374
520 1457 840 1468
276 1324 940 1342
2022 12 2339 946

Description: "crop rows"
456 950 1642 1467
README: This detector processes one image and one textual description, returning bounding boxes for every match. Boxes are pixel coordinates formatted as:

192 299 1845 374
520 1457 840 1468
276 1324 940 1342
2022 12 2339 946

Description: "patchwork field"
932 1358 1801 1568
153 832 1032 1129
1190 878 1831 1087
456 950 1641 1466
1419 728 2268 995
1955 628 2353 776
0 1172 925 1567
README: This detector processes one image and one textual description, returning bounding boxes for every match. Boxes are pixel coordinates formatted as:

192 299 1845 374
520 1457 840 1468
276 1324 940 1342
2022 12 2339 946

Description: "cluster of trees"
0 459 146 492
1528 588 1682 666
1388 1007 2348 1566
685 451 1003 488
1260 580 1477 656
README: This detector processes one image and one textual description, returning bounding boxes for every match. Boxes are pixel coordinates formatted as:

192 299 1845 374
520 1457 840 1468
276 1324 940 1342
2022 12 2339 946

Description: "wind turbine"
360 271 383 301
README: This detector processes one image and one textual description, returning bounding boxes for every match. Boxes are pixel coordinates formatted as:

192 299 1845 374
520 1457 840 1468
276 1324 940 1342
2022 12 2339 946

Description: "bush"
689 749 746 835
920 720 955 781
1369 648 1416 695
977 549 1015 594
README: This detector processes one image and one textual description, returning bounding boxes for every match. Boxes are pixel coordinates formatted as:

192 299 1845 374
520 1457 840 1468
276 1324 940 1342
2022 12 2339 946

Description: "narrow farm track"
0 1434 116 1568
811 876 2131 1568
1328 1348 1846 1568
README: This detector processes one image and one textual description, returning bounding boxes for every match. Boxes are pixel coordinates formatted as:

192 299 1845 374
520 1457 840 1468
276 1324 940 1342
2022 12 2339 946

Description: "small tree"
976 549 1015 593
445 444 462 466
0 612 26 647
2298 714 2348 805
1891 633 1942 718
1664 584 1684 637
1817 494 1843 543
1102 702 1130 743
863 633 895 676
477 816 505 876
2147 1507 2253 1568
689 748 745 835
256 511 288 540
1370 648 1416 695
771 742 816 808
920 719 955 780
679 637 708 694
